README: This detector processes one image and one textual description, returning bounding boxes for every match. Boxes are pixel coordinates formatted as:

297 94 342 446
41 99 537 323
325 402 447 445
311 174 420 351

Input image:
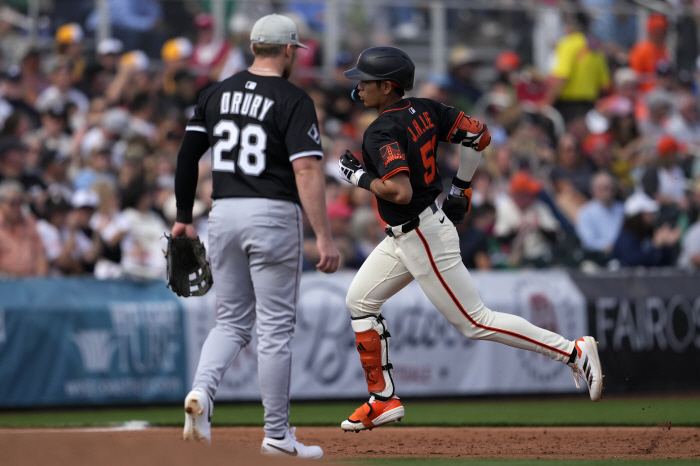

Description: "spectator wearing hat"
63 188 103 274
191 14 230 86
119 180 168 280
36 193 82 275
35 55 89 118
611 191 680 267
161 37 193 96
543 11 611 124
677 180 700 268
54 23 86 85
79 106 129 163
39 149 73 205
0 138 44 194
667 93 700 150
575 171 624 257
82 37 123 97
105 50 151 105
216 12 254 82
628 13 671 93
641 134 690 222
638 89 673 143
0 65 40 127
32 98 72 156
447 45 483 112
0 180 47 276
494 171 561 267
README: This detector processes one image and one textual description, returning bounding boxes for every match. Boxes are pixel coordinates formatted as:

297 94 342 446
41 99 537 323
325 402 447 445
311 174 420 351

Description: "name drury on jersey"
219 89 275 121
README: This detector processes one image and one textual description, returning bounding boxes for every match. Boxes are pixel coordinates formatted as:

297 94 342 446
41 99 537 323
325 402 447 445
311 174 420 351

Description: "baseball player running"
173 14 339 458
337 47 603 432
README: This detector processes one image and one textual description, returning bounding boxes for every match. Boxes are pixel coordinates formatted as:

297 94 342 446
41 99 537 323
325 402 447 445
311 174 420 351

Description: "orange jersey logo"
379 142 406 168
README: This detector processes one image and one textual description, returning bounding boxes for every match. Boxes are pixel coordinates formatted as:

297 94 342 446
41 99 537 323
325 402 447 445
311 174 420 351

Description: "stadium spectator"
39 149 73 205
54 23 86 85
36 194 79 275
35 55 89 118
612 191 681 267
0 180 47 276
458 203 496 270
447 45 483 112
87 0 164 57
543 10 611 124
641 135 690 223
82 38 123 97
1 65 40 127
628 13 670 93
495 171 561 267
666 93 700 150
190 14 230 86
575 171 624 257
638 89 673 142
677 181 700 269
33 98 72 156
0 138 43 193
550 133 593 222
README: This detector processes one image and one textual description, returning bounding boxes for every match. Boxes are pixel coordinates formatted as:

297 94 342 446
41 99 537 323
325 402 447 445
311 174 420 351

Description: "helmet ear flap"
351 84 361 101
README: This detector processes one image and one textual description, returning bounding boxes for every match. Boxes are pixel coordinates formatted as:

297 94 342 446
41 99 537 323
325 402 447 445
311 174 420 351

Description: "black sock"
270 435 285 440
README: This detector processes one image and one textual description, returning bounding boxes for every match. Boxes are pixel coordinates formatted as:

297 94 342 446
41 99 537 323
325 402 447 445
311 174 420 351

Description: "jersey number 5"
420 135 437 184
212 119 267 176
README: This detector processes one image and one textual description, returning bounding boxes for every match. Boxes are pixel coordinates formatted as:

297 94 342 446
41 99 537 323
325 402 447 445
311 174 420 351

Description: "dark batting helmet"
344 46 415 99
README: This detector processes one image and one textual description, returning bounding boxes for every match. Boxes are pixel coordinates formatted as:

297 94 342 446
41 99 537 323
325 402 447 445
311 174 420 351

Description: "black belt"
385 203 439 237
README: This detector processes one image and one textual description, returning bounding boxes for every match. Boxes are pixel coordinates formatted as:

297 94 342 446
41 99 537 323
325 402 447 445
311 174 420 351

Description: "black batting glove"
441 178 473 224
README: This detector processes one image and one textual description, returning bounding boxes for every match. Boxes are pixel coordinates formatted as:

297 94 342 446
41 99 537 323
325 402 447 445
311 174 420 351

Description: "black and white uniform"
346 98 575 399
175 71 323 438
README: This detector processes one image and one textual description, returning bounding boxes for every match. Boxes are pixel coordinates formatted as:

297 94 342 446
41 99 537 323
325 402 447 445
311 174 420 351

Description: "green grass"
341 460 700 466
1 396 699 428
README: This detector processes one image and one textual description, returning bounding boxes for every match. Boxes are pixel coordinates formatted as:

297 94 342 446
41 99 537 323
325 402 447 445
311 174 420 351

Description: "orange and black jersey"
361 98 463 226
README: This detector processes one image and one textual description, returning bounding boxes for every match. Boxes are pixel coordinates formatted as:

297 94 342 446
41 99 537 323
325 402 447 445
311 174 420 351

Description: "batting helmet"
344 47 415 99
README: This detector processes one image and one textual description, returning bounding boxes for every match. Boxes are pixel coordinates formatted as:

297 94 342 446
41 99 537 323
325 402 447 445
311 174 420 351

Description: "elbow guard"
450 115 491 152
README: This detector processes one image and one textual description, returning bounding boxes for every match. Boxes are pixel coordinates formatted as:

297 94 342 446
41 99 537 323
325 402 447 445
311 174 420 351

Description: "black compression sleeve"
174 131 210 224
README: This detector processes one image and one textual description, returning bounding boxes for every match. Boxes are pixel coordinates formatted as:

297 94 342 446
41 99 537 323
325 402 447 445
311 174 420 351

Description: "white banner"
183 270 588 400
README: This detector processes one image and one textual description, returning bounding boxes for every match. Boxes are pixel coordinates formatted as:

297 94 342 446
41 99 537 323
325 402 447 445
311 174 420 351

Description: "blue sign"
0 279 187 407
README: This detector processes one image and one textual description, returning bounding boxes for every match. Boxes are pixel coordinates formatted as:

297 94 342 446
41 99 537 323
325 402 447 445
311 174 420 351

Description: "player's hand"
338 150 367 187
316 236 340 274
461 118 491 152
442 187 472 224
172 221 198 239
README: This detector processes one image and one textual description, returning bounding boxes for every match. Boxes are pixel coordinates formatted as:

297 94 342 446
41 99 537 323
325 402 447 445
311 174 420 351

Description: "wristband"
176 209 193 224
357 173 375 191
450 177 471 197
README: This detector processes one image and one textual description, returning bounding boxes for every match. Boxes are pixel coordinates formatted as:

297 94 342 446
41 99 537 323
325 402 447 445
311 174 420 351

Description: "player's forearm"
174 131 210 223
295 166 333 240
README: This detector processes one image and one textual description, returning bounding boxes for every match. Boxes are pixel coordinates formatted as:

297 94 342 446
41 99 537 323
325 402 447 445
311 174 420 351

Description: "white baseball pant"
346 203 576 396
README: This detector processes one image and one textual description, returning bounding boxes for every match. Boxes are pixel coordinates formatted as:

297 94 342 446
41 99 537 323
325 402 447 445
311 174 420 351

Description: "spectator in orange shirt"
0 180 48 277
628 13 670 92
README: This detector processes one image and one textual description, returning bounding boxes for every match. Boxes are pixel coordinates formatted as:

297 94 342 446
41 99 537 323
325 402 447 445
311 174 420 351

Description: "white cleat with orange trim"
569 336 603 402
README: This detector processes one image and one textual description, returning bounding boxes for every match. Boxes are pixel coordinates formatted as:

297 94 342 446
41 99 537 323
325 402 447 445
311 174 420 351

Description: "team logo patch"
290 32 297 42
379 142 406 167
409 107 416 114
245 81 257 90
308 123 321 144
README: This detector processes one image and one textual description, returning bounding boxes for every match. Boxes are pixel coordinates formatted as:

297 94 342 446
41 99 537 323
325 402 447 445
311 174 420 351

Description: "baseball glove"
164 234 213 297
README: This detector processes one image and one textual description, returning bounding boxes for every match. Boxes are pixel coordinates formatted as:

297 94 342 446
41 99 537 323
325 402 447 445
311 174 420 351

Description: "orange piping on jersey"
414 227 573 359
381 167 410 182
382 100 412 114
447 111 465 141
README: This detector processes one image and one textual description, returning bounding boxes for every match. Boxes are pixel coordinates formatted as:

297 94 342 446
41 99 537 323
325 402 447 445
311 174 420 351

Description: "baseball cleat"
261 427 323 459
569 336 603 402
183 388 212 443
341 396 404 432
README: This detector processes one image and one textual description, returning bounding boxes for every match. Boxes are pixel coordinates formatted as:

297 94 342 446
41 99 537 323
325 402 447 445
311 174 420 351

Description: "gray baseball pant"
192 197 302 438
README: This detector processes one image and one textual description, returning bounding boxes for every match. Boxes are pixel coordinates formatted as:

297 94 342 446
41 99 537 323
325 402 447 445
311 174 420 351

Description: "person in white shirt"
576 171 625 255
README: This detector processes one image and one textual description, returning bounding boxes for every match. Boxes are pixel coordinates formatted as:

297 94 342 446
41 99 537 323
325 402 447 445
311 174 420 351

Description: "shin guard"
351 315 394 399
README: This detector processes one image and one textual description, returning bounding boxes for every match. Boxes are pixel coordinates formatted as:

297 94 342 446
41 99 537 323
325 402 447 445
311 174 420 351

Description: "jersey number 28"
212 119 267 176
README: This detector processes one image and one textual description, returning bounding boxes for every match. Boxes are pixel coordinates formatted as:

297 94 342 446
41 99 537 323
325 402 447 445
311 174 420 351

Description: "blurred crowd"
1 0 700 280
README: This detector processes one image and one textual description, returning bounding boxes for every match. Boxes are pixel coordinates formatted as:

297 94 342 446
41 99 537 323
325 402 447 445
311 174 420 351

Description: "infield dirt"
2 426 699 465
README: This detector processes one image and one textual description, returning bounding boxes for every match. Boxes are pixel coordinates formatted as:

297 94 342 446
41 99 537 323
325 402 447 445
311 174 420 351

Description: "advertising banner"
571 270 700 393
183 270 588 400
0 279 187 407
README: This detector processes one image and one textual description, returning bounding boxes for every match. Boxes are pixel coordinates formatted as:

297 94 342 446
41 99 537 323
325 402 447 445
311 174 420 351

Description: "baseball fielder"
337 47 603 432
172 14 339 458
